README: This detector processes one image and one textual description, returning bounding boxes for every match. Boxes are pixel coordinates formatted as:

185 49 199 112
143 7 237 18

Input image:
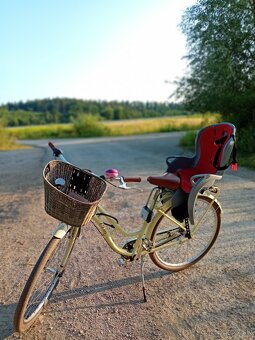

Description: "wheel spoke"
150 196 221 271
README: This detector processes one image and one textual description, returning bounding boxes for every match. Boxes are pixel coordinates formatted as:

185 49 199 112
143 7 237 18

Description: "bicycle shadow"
0 302 16 340
0 270 173 338
50 269 173 308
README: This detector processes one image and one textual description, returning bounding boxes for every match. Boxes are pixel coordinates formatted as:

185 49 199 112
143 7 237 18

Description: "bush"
236 127 255 169
179 130 197 150
236 127 255 155
72 114 109 137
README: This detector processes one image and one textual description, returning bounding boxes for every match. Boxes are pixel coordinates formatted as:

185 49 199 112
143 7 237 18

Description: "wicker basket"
43 160 107 227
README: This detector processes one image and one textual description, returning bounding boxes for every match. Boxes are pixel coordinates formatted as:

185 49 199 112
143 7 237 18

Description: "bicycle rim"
149 195 221 271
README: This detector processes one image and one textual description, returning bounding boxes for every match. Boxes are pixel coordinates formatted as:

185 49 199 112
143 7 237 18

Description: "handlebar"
48 141 62 157
48 141 142 188
123 177 141 183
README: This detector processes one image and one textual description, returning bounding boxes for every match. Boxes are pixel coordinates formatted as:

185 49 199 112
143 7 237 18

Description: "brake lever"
118 177 130 189
103 170 141 190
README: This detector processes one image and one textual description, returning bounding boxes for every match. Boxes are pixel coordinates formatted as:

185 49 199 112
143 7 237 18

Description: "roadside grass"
0 122 30 151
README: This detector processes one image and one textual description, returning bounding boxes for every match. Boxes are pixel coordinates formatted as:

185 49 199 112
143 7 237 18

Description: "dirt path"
0 133 254 340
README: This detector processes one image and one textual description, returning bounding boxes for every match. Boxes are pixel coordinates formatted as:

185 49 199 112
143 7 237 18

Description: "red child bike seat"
166 122 237 193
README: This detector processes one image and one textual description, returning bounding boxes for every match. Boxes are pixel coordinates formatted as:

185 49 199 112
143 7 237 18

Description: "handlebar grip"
48 141 62 156
123 177 142 183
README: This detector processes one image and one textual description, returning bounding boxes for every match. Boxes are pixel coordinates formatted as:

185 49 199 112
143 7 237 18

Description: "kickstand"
140 256 147 302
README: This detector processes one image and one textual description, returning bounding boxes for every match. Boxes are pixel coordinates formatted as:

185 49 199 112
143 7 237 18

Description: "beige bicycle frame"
52 189 221 262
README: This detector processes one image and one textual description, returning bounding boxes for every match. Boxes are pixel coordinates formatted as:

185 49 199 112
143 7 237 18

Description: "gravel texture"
0 133 254 340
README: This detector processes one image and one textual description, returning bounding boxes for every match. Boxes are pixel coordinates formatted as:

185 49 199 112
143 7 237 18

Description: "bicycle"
14 138 225 333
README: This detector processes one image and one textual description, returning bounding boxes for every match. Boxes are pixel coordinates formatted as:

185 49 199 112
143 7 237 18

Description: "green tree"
1 99 187 126
176 0 255 136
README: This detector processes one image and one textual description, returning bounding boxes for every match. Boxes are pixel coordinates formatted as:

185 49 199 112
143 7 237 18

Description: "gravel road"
0 133 254 340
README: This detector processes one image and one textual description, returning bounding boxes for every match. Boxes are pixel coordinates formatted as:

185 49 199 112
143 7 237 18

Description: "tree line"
0 99 188 126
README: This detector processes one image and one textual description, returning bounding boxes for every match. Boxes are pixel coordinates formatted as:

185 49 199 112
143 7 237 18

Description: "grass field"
7 123 74 139
105 115 216 135
7 114 218 140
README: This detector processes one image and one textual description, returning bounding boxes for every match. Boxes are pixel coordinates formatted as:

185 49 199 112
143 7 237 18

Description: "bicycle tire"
149 195 221 271
14 229 77 333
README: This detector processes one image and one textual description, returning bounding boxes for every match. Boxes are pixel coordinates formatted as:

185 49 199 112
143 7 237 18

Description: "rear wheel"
14 228 77 332
149 196 221 271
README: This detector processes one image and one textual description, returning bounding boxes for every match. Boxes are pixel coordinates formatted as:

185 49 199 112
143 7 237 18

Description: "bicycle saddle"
147 173 180 190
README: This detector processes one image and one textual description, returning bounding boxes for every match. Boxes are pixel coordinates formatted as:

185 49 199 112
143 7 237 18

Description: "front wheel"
14 227 78 333
149 195 221 271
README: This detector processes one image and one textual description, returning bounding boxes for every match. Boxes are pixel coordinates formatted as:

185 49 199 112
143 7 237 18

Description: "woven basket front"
43 161 107 227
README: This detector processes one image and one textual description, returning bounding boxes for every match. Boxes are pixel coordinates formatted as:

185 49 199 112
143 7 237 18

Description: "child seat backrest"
177 122 236 193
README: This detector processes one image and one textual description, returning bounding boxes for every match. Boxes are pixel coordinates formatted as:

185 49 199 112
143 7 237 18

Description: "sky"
0 0 196 105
